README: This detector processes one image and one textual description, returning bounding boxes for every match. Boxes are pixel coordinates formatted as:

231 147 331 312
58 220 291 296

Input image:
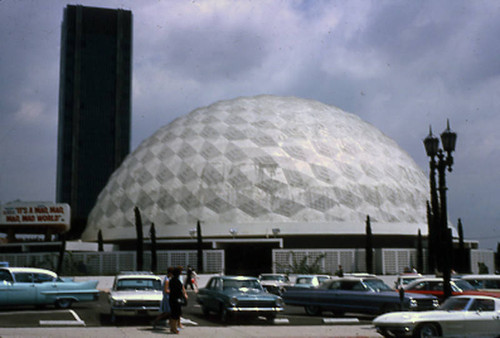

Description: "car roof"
295 274 331 278
333 276 380 282
0 267 57 277
215 275 258 280
461 274 500 280
450 294 500 302
116 274 161 280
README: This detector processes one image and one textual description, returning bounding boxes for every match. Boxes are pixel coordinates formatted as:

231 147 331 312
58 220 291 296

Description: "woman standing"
151 267 173 329
168 266 188 334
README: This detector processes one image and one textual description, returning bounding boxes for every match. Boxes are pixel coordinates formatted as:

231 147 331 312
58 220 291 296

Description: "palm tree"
150 223 157 273
365 215 373 274
134 206 144 271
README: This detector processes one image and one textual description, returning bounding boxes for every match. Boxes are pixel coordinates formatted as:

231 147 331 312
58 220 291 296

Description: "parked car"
258 273 292 295
108 271 163 323
403 277 500 303
460 274 500 291
292 274 332 289
282 276 439 316
196 275 284 322
0 267 99 309
373 295 500 337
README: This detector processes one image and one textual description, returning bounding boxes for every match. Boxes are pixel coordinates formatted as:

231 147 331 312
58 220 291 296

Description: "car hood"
378 290 435 299
224 289 279 300
110 290 162 301
374 310 459 324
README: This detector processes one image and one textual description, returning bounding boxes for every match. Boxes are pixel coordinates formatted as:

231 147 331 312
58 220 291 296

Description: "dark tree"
56 235 66 275
134 206 144 271
150 223 157 273
365 215 373 274
197 220 203 273
457 218 465 272
426 201 435 274
97 230 104 252
417 229 423 273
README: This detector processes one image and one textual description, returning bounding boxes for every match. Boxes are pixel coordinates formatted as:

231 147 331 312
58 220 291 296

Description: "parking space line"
323 318 359 324
38 309 86 327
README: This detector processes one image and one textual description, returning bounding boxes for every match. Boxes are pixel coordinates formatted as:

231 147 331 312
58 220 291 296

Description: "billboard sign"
0 202 71 232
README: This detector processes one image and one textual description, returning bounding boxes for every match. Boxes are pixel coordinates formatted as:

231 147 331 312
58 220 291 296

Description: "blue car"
282 276 439 316
196 275 284 322
0 267 99 309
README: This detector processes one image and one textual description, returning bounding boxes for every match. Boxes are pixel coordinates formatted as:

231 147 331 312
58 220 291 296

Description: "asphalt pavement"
0 325 382 337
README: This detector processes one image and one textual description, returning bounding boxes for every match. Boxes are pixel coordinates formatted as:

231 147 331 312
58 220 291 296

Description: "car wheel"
304 305 321 316
220 305 230 322
110 310 117 324
414 323 440 338
55 298 72 309
266 313 277 322
202 305 210 317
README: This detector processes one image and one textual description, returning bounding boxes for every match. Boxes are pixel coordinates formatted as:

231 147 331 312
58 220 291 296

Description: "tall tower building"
56 5 132 239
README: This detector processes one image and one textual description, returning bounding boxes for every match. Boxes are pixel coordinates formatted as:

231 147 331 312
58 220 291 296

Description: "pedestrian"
184 265 196 291
335 265 344 277
151 267 173 329
169 266 188 334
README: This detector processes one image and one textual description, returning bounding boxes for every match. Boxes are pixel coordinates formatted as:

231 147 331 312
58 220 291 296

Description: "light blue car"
0 267 99 309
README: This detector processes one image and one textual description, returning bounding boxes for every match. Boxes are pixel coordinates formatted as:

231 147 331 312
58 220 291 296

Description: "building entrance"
221 242 277 276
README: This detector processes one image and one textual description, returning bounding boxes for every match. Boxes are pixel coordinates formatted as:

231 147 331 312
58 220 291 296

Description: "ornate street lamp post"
423 120 457 300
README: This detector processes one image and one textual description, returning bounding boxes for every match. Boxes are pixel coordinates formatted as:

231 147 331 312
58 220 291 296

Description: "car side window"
207 278 216 289
33 273 55 283
0 270 13 282
13 272 33 283
352 282 366 291
432 282 444 291
469 299 495 312
413 281 427 290
340 281 356 290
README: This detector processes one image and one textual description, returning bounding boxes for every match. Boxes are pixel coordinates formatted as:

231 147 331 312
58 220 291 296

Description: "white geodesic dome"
82 95 430 241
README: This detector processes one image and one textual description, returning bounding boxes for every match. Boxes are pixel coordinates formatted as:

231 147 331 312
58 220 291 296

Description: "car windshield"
363 279 392 292
116 278 162 291
440 297 470 311
296 277 313 284
452 279 476 291
261 275 285 282
223 279 262 291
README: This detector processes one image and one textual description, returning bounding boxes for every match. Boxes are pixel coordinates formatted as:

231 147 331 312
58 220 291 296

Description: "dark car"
282 277 439 316
196 276 284 322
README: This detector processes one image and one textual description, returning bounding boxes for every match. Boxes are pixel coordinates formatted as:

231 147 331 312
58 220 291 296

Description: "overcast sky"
1 0 499 250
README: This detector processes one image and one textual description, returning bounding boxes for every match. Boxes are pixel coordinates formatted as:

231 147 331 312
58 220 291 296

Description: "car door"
33 272 58 305
463 298 500 337
319 280 350 313
11 272 38 305
0 269 15 305
337 281 372 312
202 278 221 312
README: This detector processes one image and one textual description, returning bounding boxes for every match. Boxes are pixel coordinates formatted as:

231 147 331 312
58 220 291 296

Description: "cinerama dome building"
82 95 429 250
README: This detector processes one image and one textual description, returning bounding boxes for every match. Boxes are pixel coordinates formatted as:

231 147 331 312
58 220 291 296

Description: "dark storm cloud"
0 0 499 248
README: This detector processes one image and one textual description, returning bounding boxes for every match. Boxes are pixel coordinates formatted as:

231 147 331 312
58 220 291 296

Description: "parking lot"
0 290 375 328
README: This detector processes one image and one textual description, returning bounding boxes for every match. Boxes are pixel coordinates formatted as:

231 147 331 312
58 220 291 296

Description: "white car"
292 274 332 288
108 271 163 323
258 273 292 295
373 295 500 337
460 274 500 291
